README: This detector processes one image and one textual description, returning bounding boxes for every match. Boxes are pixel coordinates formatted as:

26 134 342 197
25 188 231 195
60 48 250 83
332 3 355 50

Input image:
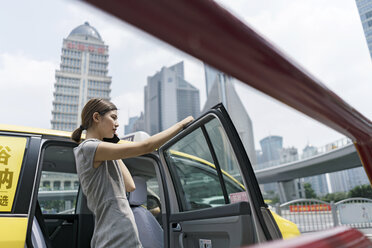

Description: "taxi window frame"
35 139 79 214
163 115 219 211
162 111 256 213
26 138 78 248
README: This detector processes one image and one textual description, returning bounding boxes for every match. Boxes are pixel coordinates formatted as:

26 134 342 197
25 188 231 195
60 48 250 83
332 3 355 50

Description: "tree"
304 183 317 199
320 192 348 202
263 190 280 205
270 195 280 204
348 184 372 199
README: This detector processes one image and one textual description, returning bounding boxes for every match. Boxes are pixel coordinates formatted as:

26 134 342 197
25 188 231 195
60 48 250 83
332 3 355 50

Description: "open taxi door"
158 104 282 248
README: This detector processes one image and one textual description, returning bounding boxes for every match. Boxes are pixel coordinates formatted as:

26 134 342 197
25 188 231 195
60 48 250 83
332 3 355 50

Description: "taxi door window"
38 144 78 214
170 128 213 163
204 118 246 197
164 117 246 212
164 127 225 211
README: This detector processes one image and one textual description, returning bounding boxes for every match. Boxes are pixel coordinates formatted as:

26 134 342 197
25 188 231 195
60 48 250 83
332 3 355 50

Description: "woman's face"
98 110 119 138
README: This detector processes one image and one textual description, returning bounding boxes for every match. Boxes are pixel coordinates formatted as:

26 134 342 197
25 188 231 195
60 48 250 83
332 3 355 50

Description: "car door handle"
172 222 182 232
62 220 73 226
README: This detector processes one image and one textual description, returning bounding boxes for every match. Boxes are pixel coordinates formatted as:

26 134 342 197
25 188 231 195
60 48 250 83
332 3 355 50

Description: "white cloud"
0 52 56 128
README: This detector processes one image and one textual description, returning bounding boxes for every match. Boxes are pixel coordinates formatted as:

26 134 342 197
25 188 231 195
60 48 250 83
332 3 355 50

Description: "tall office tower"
202 65 257 166
345 167 369 189
51 22 111 131
328 170 350 193
204 64 221 98
259 135 283 165
328 167 369 193
301 144 329 196
144 62 200 135
301 144 318 159
356 0 372 59
125 116 140 135
124 112 145 135
280 147 298 164
256 150 265 165
258 135 283 193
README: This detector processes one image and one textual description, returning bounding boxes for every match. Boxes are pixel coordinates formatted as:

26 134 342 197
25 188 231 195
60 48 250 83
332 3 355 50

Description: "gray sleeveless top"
74 139 142 248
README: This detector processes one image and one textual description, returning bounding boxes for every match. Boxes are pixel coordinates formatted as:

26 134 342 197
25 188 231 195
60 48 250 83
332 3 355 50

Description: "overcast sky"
1 0 371 153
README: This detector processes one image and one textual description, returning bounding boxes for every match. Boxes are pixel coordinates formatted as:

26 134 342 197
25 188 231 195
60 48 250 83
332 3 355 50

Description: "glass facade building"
259 135 283 164
356 0 372 59
202 64 257 166
144 62 200 135
51 22 111 131
301 145 329 196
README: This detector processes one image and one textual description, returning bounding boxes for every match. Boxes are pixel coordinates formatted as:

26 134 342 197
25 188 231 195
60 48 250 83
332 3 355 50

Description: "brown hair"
71 98 117 143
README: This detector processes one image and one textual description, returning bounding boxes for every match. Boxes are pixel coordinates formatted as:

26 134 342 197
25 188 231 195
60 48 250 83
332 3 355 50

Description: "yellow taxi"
0 104 299 248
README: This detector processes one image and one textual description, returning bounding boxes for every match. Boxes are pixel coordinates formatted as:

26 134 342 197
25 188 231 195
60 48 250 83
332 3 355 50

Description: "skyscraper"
51 22 111 131
202 65 257 165
356 0 372 59
258 135 283 193
260 135 283 164
204 64 221 98
144 62 200 135
328 167 370 193
301 144 329 196
124 112 145 135
280 147 298 164
125 116 140 135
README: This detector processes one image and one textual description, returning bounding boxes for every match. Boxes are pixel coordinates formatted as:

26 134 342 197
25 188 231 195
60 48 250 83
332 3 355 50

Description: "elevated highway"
254 143 363 202
255 143 361 184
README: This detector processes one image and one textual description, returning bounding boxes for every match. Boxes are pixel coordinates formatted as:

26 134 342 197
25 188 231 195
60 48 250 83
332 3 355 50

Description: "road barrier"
289 204 331 212
275 198 372 233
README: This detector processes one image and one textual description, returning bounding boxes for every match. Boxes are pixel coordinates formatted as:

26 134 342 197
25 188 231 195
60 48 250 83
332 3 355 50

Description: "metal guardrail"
335 198 372 229
316 138 352 155
274 197 372 233
276 199 334 233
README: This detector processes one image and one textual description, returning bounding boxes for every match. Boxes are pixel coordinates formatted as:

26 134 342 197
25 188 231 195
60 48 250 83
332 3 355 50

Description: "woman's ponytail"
71 127 83 143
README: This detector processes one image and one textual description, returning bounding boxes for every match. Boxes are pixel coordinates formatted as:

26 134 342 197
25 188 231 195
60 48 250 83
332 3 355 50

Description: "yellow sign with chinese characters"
0 136 27 212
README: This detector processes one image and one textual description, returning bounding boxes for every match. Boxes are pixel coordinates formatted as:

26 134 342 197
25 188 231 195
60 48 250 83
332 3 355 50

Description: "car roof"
0 124 132 145
0 124 73 138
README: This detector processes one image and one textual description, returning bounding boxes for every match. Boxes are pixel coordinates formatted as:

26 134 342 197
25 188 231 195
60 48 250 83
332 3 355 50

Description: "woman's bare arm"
117 159 135 192
93 116 194 166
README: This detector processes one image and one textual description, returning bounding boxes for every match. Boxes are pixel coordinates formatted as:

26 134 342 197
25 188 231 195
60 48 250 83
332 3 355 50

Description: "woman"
72 98 193 248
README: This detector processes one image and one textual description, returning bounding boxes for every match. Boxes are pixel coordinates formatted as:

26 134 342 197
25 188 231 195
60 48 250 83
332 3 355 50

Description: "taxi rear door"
31 140 80 248
158 104 281 248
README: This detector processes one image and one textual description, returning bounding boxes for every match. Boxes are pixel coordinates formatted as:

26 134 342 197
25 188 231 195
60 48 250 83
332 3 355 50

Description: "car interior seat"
128 176 164 248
